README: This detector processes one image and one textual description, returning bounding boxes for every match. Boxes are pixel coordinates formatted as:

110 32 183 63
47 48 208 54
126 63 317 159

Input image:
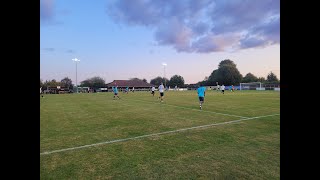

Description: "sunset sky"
40 0 280 84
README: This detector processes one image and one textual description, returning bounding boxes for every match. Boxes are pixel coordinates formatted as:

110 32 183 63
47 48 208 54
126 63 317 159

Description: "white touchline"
128 99 247 118
40 113 279 156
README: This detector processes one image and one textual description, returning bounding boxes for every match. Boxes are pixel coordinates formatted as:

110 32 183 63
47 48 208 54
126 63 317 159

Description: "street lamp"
72 58 80 93
162 62 167 88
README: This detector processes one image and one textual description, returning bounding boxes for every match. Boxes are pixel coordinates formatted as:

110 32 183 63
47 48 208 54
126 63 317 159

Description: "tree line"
197 59 279 86
41 59 279 89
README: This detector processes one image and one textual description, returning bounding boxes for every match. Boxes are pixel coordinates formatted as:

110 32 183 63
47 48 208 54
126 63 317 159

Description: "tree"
207 59 242 85
168 75 185 87
60 77 73 89
197 80 209 86
130 77 147 83
218 59 237 68
150 76 168 86
91 77 105 89
80 79 91 87
197 76 210 86
218 65 243 85
130 78 142 81
242 73 258 83
40 79 43 87
257 77 266 83
142 78 147 83
267 72 279 83
42 80 49 90
207 69 218 85
46 79 60 87
80 76 105 89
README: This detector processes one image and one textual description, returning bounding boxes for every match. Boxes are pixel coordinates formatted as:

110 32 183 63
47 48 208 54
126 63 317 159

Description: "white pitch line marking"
128 99 247 118
40 113 279 156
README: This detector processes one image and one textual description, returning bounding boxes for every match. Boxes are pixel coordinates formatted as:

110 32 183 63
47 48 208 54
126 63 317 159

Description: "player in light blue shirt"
197 84 206 110
112 86 121 100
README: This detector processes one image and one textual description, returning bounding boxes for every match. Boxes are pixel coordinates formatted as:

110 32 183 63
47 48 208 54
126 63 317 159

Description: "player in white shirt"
158 83 165 102
220 84 225 94
151 86 155 96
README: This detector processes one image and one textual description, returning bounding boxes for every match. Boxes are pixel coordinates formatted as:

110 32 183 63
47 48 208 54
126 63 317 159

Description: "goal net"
239 82 265 90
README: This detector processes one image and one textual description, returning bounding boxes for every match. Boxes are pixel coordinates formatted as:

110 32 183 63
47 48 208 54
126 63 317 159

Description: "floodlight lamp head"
162 62 167 66
72 58 80 62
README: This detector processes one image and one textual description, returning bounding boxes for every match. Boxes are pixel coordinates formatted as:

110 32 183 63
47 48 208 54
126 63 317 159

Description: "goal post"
240 82 265 90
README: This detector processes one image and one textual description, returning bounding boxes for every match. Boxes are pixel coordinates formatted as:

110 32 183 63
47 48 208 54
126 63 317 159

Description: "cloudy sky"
40 0 280 84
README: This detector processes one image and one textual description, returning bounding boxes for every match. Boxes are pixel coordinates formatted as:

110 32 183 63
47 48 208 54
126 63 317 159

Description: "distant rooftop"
105 80 154 87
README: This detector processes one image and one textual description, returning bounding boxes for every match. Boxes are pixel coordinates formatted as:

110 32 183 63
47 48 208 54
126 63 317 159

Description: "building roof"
105 80 154 87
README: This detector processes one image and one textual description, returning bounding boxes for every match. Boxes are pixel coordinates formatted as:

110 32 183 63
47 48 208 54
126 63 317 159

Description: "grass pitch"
40 90 280 179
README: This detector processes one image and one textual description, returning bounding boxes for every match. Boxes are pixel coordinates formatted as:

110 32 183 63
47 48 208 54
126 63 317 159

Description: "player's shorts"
160 92 164 97
222 90 224 93
151 91 155 94
199 97 204 101
114 93 118 95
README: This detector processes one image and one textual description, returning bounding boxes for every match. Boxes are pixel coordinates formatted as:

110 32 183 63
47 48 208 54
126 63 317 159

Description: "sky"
40 0 280 84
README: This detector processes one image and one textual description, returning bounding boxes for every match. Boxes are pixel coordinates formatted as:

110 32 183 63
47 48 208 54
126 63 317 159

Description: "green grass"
40 90 280 179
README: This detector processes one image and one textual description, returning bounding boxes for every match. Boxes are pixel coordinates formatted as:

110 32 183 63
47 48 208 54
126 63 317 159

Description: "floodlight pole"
162 63 167 88
163 65 166 88
72 58 80 93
